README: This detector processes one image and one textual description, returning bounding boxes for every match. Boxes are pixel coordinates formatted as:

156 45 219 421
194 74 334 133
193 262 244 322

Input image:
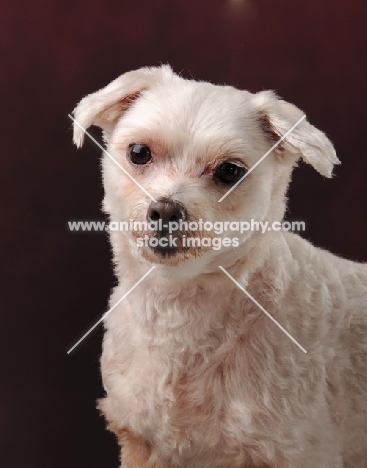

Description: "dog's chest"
101 287 285 465
102 324 276 464
105 339 226 431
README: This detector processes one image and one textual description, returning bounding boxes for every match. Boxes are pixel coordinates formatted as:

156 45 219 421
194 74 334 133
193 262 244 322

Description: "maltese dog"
72 65 367 468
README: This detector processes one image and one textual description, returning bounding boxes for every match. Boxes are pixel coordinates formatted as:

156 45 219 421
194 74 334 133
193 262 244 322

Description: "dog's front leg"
118 427 150 468
115 427 169 468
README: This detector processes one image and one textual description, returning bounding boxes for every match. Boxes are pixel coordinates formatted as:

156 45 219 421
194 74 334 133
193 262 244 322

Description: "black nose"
146 199 187 225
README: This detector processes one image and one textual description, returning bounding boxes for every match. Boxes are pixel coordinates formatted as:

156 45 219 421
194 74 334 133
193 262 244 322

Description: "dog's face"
73 66 339 272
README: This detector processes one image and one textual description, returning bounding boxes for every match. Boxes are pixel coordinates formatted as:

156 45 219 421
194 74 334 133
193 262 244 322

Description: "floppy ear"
254 91 340 177
72 65 173 147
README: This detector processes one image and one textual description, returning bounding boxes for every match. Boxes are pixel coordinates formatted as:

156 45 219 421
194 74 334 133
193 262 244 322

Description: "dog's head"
72 65 339 274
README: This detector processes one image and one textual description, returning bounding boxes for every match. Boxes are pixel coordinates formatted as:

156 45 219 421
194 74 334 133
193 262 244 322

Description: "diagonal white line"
219 266 307 353
68 114 157 202
218 114 306 203
67 266 156 354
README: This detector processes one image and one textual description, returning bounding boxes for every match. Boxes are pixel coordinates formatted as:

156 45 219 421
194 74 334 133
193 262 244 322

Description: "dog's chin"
139 245 204 267
135 242 246 283
138 246 219 282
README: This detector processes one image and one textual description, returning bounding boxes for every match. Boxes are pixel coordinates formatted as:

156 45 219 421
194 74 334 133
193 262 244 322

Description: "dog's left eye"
214 162 246 185
128 144 152 165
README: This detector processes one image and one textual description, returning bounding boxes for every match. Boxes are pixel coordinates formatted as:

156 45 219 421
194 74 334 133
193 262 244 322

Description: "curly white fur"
73 66 367 468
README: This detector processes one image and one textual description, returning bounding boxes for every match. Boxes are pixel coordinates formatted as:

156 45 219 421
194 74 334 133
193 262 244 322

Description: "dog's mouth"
140 229 191 261
132 226 212 265
150 243 185 258
149 233 185 256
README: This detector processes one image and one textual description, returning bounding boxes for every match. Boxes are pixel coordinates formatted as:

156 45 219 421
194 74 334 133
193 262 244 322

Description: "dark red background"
1 1 367 467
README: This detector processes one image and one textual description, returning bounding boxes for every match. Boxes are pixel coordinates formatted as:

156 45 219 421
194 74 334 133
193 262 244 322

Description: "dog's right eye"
127 144 152 165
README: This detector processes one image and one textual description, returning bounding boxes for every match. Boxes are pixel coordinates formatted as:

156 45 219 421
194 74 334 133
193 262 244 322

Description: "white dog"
72 66 367 468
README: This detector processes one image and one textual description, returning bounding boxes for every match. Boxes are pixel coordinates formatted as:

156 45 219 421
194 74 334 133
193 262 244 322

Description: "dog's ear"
72 65 173 147
254 91 340 177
